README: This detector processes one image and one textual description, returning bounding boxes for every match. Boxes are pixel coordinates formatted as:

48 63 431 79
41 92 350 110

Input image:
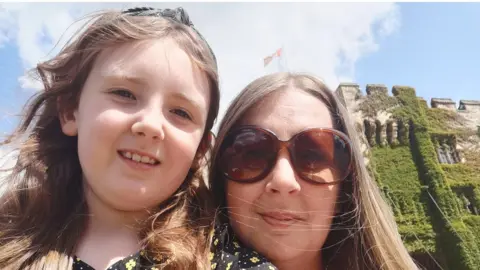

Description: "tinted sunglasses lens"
220 128 275 181
293 130 351 183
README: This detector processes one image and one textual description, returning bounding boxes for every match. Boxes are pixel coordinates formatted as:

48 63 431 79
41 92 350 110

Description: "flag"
263 47 283 67
264 55 274 67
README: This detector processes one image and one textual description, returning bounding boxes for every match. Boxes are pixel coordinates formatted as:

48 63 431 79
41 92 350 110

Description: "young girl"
0 7 220 270
209 72 419 270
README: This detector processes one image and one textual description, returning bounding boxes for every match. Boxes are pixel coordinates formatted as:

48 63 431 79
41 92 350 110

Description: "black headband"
122 7 217 69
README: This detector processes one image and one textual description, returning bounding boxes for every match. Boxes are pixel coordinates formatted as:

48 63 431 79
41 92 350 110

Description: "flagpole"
277 52 283 72
282 43 289 72
277 45 286 72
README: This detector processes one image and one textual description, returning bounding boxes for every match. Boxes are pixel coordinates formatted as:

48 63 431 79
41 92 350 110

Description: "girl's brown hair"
209 72 418 270
0 7 219 270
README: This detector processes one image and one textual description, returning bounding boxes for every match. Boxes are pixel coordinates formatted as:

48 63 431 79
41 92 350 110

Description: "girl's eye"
171 108 192 121
111 89 136 100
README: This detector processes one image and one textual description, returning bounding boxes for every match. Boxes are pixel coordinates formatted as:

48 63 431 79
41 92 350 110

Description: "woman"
209 72 418 270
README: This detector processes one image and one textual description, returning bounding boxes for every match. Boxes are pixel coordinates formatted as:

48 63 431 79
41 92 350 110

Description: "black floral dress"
73 250 162 270
209 224 278 270
72 224 277 270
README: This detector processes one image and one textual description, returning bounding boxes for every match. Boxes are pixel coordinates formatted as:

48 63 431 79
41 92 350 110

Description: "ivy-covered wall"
336 84 480 270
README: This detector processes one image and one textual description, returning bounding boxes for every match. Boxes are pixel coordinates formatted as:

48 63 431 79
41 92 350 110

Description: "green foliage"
463 216 480 242
372 146 421 192
428 104 480 216
371 139 437 254
442 164 480 186
392 86 460 216
392 86 421 123
426 108 467 135
475 188 480 214
367 86 480 270
464 149 480 165
358 90 399 118
447 219 480 269
398 222 436 253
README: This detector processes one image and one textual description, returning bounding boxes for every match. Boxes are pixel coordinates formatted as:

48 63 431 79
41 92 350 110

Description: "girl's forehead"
94 39 177 73
95 39 202 83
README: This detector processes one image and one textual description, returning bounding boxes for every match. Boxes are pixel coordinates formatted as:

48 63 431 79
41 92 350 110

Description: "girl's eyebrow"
102 74 149 86
103 73 206 112
169 91 206 113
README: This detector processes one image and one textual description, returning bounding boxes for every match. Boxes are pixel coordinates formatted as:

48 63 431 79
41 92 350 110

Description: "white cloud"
0 2 401 127
0 5 15 46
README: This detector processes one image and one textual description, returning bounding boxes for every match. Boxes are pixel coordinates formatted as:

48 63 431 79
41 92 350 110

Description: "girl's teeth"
132 154 141 162
122 151 157 165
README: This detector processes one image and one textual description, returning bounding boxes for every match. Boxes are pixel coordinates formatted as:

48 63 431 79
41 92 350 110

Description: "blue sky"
356 3 480 103
0 42 28 134
0 2 478 136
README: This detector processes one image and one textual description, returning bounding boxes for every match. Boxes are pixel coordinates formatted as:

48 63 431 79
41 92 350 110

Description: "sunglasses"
218 126 353 184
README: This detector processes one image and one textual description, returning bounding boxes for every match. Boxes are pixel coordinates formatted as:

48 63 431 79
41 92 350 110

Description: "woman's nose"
265 151 301 195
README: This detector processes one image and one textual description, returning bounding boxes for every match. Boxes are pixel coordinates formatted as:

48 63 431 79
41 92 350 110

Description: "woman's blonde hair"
209 72 418 270
0 7 219 270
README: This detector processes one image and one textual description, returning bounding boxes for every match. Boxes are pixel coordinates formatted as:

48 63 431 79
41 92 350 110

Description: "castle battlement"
334 83 361 110
459 100 480 111
336 83 480 122
431 98 480 112
431 98 456 110
335 83 480 146
366 84 388 95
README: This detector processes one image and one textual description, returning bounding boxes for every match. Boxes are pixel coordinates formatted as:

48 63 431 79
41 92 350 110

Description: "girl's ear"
192 131 215 170
57 97 78 136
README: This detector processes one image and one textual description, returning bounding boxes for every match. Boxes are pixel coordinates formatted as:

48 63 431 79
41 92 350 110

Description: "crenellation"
392 85 416 97
366 84 388 96
459 100 480 111
336 82 478 162
418 97 428 108
335 83 362 110
429 98 480 114
431 98 456 111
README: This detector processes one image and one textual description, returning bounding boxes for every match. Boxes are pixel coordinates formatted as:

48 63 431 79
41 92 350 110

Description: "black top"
210 224 277 269
73 251 160 270
73 224 277 270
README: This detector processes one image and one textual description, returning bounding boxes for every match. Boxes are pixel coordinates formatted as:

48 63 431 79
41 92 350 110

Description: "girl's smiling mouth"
118 149 161 166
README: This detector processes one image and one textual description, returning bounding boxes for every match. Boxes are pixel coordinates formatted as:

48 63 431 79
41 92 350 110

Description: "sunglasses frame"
219 125 354 185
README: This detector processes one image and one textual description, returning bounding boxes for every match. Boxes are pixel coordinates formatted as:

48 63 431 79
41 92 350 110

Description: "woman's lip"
260 214 299 228
260 211 303 221
258 211 304 229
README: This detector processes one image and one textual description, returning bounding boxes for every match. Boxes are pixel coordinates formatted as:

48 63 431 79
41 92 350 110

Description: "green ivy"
426 108 466 134
442 164 480 186
366 86 480 270
358 91 399 119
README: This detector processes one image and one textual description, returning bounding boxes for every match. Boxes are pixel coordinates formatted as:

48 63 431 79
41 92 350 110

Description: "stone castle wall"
335 83 480 270
336 83 480 163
